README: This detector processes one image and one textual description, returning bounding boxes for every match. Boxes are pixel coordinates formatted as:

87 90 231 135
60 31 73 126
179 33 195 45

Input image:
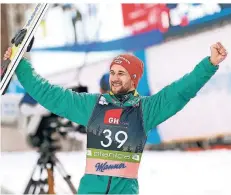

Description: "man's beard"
110 82 132 95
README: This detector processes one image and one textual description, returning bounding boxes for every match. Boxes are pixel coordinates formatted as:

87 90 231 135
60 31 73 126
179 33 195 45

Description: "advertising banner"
121 4 170 34
146 24 231 142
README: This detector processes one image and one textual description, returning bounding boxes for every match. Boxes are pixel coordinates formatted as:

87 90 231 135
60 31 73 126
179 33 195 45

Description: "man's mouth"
112 83 122 87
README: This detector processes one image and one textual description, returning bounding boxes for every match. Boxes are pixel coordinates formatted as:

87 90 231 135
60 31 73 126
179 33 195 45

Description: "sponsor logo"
132 154 140 161
99 96 108 105
114 56 131 64
95 162 126 172
104 109 123 125
92 150 141 162
87 150 92 156
114 59 123 64
169 4 222 27
26 4 40 27
93 151 131 160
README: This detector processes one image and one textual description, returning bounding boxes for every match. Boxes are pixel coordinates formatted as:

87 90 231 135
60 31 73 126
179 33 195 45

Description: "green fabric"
141 57 218 132
78 175 139 194
16 56 218 194
16 58 98 126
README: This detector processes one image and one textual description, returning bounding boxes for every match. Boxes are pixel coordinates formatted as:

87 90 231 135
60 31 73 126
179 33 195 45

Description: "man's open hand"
210 42 228 66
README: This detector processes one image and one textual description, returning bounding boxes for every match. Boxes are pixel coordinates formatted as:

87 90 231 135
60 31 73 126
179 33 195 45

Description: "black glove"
11 29 34 52
11 29 27 46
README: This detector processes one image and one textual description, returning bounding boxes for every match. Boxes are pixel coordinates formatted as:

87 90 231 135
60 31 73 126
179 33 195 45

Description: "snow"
1 150 231 195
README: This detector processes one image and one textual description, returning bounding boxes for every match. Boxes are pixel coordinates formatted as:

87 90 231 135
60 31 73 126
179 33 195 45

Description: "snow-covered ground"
1 150 231 195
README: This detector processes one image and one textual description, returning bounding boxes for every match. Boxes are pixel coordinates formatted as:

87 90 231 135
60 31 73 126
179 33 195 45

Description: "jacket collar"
102 90 141 107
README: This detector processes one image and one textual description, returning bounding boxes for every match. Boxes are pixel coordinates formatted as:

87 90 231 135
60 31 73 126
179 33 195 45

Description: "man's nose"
111 74 119 80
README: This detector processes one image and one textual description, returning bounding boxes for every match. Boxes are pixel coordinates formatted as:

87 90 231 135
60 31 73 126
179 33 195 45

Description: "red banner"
121 4 170 34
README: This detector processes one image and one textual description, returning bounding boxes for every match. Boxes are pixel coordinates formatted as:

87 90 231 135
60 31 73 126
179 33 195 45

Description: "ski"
0 3 49 95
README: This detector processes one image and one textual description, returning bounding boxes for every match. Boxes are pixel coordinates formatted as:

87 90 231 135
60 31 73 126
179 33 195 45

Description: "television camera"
27 112 86 151
23 114 84 194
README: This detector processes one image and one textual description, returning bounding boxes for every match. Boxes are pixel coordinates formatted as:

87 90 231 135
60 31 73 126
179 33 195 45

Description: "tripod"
23 131 77 194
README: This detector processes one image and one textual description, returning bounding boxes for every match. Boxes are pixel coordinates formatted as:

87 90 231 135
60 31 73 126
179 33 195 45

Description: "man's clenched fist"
210 42 228 66
3 47 12 60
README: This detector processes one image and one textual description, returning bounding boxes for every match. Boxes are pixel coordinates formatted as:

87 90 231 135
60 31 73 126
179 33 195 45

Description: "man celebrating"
3 42 227 194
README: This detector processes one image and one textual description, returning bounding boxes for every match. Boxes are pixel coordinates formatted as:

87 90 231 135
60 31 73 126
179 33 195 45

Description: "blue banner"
165 4 231 36
32 30 163 52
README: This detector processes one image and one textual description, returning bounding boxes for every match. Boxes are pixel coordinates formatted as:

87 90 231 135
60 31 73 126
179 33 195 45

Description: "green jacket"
16 57 218 194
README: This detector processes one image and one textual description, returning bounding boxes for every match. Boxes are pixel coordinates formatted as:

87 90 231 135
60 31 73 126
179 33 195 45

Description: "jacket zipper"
105 176 112 194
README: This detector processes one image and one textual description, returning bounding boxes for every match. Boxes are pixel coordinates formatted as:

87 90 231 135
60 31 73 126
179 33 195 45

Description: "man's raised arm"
11 55 98 126
142 42 228 132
